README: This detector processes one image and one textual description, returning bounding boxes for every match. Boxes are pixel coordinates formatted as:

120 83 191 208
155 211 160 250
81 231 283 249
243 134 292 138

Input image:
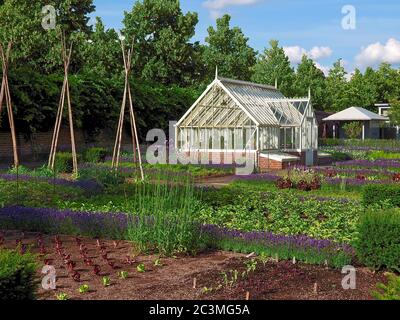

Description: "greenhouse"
175 76 318 169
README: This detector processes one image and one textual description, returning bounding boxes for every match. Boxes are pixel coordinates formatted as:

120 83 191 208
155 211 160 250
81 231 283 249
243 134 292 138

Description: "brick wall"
0 126 131 162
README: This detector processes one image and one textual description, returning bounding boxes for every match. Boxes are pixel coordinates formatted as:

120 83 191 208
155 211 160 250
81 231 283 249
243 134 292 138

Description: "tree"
374 63 400 103
54 0 95 35
294 55 326 110
81 17 121 77
202 14 256 82
0 0 94 73
325 59 348 112
252 39 295 96
123 0 202 86
388 100 400 126
345 69 377 111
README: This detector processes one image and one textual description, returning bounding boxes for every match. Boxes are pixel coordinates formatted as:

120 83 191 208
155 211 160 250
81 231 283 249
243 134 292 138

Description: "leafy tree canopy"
325 59 348 112
202 14 256 82
252 39 295 96
294 55 326 110
123 0 202 86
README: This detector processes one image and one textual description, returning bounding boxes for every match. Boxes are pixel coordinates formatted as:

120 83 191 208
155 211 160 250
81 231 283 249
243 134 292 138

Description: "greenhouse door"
305 117 314 166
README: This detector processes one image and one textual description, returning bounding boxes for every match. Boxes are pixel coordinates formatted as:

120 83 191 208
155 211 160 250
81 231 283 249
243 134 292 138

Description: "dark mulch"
0 230 386 300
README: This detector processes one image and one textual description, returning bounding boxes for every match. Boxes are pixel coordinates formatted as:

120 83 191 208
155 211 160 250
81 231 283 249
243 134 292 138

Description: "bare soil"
0 230 385 300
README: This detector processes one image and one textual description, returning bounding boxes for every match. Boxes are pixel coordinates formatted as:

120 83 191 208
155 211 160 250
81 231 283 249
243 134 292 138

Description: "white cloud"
203 0 262 18
308 46 332 60
283 45 333 64
355 38 400 68
283 45 333 75
283 46 307 64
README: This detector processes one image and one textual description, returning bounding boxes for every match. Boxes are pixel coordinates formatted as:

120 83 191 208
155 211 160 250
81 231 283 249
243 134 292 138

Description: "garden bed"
0 230 385 300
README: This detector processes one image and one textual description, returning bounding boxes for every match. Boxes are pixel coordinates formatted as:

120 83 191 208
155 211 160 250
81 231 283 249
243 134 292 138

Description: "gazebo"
175 75 318 170
323 107 389 140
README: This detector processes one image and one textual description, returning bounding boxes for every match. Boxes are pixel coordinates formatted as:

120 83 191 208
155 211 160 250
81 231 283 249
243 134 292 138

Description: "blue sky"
92 0 400 75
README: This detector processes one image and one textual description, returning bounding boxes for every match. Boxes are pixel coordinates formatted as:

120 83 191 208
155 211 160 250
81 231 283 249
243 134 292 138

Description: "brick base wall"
178 150 324 171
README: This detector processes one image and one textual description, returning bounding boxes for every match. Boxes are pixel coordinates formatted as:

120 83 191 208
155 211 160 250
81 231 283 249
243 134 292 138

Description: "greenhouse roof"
177 77 311 128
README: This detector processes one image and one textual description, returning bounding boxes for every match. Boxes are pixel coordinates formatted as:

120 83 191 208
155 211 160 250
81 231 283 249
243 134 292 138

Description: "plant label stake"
292 257 296 264
313 282 318 294
245 291 250 301
246 252 255 258
193 278 197 289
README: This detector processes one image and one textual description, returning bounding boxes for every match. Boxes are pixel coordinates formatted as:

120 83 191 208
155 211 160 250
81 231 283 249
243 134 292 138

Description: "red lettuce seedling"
75 237 82 246
72 271 81 282
93 265 101 276
125 255 135 265
107 260 116 269
67 261 76 272
85 258 93 267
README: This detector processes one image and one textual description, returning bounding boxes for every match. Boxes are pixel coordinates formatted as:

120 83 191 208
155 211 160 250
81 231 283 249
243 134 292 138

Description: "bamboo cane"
111 38 144 180
48 35 78 175
48 79 66 169
0 45 5 116
0 42 19 167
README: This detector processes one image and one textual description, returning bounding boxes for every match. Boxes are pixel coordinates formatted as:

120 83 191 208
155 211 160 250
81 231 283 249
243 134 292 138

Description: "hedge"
355 209 400 271
83 147 108 163
362 184 400 208
0 250 38 300
55 152 81 173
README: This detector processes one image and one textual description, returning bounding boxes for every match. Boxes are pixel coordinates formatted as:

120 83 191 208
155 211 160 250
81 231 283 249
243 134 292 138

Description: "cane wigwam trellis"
0 41 19 168
48 34 78 175
111 39 144 181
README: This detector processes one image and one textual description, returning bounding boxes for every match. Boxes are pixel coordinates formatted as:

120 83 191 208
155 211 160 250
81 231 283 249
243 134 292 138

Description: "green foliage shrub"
324 150 351 161
7 165 31 175
362 184 400 208
355 209 400 271
372 273 400 300
0 250 38 300
55 152 79 173
29 165 55 178
342 122 363 139
0 180 84 208
77 167 125 187
200 189 361 243
368 150 400 160
7 165 54 178
84 147 108 163
321 138 400 149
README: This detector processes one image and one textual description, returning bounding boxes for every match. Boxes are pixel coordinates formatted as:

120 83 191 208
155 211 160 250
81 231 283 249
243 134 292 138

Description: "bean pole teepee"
48 34 78 175
112 39 144 181
0 41 19 168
